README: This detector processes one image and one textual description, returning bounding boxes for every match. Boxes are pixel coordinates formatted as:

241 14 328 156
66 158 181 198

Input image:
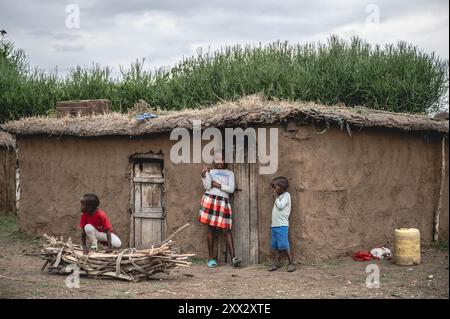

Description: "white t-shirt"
201 169 235 199
271 192 291 227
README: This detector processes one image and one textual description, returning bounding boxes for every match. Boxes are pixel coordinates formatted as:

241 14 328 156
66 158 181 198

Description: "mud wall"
16 126 448 261
258 125 448 261
16 135 207 256
0 146 16 215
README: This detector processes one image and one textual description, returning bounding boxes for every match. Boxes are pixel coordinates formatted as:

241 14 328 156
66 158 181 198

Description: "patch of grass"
259 261 272 268
37 282 51 289
36 281 64 289
30 290 46 298
114 292 134 299
326 258 345 266
0 215 41 244
189 256 207 264
0 215 18 229
432 240 449 252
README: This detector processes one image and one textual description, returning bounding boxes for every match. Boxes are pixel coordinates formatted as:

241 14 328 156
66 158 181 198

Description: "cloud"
52 43 86 52
329 3 449 58
25 30 83 41
0 0 447 76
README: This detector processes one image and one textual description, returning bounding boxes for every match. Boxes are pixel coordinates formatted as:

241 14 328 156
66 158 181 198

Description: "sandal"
232 257 242 267
287 264 297 272
268 264 280 271
207 259 218 268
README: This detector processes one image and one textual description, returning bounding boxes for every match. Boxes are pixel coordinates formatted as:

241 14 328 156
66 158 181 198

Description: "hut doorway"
129 154 166 249
218 139 260 265
231 161 259 265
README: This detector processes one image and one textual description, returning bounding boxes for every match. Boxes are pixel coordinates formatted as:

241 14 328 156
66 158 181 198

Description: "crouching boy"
80 193 122 254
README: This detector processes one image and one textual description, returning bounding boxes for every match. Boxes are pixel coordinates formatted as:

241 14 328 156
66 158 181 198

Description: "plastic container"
394 228 421 265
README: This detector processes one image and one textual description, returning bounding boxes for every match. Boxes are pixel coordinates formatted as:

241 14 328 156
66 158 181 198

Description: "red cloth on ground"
352 250 373 261
80 209 113 233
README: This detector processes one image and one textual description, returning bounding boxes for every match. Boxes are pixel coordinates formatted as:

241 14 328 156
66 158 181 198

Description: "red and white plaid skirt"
198 194 232 229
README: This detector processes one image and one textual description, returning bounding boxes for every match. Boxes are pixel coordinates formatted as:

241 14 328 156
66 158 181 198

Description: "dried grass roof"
0 130 16 148
1 95 448 137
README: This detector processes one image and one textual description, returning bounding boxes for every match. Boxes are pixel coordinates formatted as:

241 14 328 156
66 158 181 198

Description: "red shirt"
80 209 113 233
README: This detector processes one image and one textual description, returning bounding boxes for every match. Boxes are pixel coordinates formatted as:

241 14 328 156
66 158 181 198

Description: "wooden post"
433 137 446 242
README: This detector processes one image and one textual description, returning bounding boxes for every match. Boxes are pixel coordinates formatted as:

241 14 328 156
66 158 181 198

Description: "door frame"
128 152 165 248
217 137 260 265
230 161 260 265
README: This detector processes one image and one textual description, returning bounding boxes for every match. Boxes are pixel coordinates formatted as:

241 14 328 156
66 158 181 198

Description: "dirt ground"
0 216 448 299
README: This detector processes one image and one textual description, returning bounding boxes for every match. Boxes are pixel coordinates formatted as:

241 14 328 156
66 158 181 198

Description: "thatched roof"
0 130 16 148
1 96 448 137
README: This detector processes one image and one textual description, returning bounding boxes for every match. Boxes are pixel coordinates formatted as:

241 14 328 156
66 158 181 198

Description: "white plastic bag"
370 247 392 260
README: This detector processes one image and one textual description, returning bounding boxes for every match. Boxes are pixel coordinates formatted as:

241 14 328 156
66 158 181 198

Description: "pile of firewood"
39 224 194 282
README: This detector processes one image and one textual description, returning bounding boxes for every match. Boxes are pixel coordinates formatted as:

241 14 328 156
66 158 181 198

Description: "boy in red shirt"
80 193 122 254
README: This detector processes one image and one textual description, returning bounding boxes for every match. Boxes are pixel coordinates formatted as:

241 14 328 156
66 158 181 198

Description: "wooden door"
231 162 259 265
131 160 165 249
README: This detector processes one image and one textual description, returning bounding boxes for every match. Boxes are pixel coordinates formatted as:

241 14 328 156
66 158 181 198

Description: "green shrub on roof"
0 35 448 123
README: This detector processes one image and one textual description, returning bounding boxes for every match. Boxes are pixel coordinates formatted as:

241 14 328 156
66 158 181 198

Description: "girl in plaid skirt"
199 151 242 268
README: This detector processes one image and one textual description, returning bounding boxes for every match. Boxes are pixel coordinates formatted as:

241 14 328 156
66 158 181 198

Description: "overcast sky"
0 0 448 77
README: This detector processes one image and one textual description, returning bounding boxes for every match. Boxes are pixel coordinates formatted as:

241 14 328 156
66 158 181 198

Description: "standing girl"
198 150 242 268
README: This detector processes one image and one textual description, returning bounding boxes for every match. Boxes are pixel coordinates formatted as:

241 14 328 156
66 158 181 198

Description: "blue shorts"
271 226 290 250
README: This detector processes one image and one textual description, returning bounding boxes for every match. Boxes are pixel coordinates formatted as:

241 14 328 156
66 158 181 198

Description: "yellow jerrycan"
394 228 421 265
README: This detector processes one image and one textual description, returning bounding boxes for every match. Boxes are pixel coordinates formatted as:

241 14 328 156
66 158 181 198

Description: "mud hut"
0 130 17 215
1 96 448 263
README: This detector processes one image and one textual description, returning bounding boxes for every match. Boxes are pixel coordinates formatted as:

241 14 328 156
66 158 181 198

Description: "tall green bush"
0 35 448 123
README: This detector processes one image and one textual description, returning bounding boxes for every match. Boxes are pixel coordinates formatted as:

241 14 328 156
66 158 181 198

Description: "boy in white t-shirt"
269 176 296 272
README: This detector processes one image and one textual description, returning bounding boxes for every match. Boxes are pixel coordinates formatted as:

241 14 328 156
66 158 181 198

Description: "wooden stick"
162 223 190 244
52 246 64 267
116 250 125 277
433 137 447 242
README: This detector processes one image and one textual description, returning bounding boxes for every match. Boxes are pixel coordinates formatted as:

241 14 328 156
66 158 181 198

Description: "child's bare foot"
287 264 297 272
